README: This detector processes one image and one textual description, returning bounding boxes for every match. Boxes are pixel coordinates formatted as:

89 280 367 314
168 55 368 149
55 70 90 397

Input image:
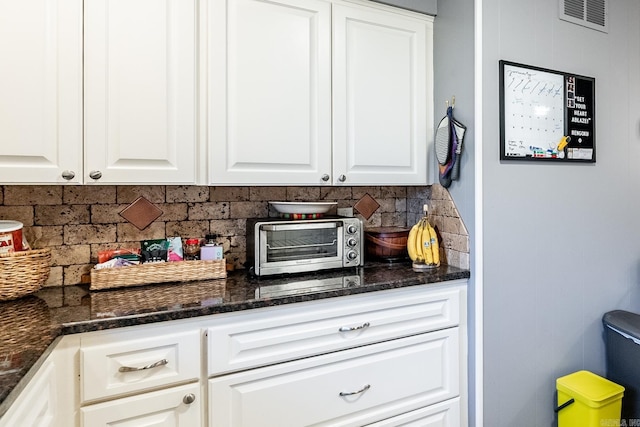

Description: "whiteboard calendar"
499 61 596 163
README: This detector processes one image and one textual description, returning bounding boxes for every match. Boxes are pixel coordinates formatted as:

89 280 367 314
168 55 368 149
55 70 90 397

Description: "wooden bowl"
364 227 410 261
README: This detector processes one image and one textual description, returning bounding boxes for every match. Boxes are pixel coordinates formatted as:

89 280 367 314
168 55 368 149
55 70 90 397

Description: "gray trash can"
603 310 640 420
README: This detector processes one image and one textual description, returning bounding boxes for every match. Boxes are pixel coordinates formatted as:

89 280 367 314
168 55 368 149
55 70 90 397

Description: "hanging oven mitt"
438 106 456 188
450 117 467 181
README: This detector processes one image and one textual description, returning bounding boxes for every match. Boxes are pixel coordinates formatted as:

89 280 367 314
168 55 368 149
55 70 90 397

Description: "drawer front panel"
80 328 200 402
208 283 464 375
209 329 459 427
366 397 460 426
81 382 201 426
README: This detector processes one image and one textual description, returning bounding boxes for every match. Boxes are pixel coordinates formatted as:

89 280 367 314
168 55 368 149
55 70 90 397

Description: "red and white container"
0 221 24 254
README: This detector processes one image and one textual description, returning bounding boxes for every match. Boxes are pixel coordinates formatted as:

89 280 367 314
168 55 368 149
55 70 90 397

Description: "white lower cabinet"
0 280 467 427
206 281 468 426
80 383 201 426
76 323 203 426
209 330 458 427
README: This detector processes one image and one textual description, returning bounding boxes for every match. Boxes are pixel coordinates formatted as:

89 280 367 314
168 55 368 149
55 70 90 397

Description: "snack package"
140 239 170 263
98 248 141 264
167 237 183 261
94 257 137 270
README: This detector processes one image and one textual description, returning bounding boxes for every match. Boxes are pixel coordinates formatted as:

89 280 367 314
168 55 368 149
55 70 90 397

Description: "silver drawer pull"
339 384 371 397
118 358 168 373
339 322 370 332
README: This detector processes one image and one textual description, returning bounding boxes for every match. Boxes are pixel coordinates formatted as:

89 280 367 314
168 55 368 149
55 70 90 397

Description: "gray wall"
481 0 640 425
385 0 477 421
433 0 477 423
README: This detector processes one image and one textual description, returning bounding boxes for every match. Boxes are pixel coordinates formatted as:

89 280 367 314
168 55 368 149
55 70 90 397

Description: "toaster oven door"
258 221 344 275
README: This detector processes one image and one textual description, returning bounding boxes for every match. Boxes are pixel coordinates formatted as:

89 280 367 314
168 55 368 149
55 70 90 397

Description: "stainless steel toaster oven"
247 217 364 276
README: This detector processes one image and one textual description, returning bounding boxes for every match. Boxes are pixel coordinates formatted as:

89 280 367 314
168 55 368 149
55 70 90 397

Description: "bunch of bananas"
407 217 440 266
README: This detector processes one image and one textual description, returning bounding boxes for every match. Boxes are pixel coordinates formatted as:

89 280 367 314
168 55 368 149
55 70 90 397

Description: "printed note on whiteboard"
503 64 565 158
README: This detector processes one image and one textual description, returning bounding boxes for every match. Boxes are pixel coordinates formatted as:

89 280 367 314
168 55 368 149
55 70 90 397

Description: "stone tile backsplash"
0 184 469 286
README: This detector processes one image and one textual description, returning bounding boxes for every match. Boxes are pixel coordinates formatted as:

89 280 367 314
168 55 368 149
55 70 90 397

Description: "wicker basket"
0 248 51 301
90 259 227 290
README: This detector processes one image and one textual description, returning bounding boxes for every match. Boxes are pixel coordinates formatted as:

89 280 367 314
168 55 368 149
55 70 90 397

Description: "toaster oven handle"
267 240 337 250
261 221 340 231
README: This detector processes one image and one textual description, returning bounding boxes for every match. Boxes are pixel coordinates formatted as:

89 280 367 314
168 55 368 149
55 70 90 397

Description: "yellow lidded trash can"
556 370 624 427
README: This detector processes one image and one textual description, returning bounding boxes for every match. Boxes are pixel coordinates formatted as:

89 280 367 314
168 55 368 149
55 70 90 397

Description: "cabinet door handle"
338 174 346 182
118 358 168 372
89 170 102 180
183 393 196 405
338 322 370 332
339 384 370 397
321 174 330 182
61 170 76 180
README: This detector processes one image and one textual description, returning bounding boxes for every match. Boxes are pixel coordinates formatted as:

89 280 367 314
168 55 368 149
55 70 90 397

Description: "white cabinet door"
208 0 332 185
333 3 433 185
0 358 57 427
80 383 201 427
0 336 80 427
0 0 83 184
84 0 198 184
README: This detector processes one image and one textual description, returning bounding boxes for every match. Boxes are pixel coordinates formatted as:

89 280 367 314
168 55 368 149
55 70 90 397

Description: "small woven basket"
90 259 227 290
0 248 51 301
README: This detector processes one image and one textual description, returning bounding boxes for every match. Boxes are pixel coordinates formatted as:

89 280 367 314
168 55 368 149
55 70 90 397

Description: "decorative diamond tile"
353 193 380 220
119 196 163 230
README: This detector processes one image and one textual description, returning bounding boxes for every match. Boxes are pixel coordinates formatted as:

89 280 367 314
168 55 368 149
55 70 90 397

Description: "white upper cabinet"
208 0 332 185
208 0 433 186
1 0 431 186
0 0 83 184
84 0 198 184
333 2 432 185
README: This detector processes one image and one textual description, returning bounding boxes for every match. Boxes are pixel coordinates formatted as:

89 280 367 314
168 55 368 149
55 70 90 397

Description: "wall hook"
446 96 456 109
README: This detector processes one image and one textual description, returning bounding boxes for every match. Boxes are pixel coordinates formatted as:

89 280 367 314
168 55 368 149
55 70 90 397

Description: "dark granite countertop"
0 262 469 416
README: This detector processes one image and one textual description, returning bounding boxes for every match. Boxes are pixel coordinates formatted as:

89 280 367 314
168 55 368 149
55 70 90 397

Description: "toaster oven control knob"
346 224 357 234
347 237 358 248
347 250 358 260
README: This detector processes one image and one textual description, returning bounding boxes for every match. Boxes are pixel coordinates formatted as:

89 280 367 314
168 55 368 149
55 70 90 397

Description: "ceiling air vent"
559 0 608 33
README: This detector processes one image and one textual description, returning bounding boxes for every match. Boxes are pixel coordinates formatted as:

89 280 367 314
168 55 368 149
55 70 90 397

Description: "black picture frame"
499 60 596 163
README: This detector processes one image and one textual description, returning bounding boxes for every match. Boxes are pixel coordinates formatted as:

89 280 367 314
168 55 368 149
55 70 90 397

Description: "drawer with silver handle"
209 329 460 426
80 326 200 403
207 283 464 376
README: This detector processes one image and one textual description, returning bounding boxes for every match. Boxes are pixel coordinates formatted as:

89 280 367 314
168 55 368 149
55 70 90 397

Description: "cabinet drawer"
366 397 460 426
209 329 459 427
208 283 463 375
81 382 201 427
80 326 200 403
